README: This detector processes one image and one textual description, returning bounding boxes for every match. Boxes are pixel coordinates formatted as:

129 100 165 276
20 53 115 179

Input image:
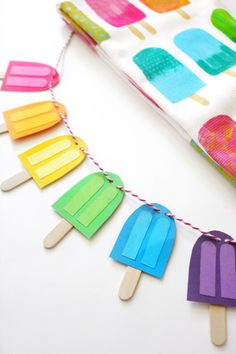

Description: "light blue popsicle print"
174 28 236 75
110 203 176 278
133 48 205 103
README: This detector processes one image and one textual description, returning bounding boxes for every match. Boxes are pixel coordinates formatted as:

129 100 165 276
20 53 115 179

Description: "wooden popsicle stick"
43 219 73 249
0 123 8 134
118 266 142 301
0 71 5 80
1 170 31 191
190 94 209 106
176 9 190 20
224 69 236 77
127 25 145 40
209 305 227 346
140 20 157 35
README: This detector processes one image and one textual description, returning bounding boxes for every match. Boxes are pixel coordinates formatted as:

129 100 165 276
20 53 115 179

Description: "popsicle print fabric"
59 0 236 185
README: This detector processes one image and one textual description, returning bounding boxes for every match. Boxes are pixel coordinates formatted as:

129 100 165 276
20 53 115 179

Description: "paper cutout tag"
19 135 87 188
3 101 64 139
53 172 124 238
174 29 236 75
211 8 236 43
110 203 176 278
1 61 59 92
187 230 236 307
133 48 205 103
198 115 236 180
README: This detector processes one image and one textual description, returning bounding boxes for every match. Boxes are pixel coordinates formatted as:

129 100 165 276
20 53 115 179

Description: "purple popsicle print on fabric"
187 231 236 307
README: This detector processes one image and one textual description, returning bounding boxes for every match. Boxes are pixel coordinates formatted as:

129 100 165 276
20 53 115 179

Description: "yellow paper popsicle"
2 101 65 139
19 135 87 188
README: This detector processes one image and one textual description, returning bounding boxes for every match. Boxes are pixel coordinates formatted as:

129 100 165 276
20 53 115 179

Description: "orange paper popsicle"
140 0 190 19
0 101 65 140
0 135 87 191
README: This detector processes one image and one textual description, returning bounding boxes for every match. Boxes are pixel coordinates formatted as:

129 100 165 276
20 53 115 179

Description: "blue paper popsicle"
133 48 207 104
110 203 176 300
174 28 236 76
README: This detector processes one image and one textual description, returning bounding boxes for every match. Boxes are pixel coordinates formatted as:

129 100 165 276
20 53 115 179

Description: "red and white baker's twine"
49 31 235 245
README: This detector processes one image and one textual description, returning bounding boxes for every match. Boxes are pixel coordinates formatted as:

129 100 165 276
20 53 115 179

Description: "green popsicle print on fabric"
60 2 110 44
211 9 236 43
133 48 208 104
52 172 124 239
174 28 236 76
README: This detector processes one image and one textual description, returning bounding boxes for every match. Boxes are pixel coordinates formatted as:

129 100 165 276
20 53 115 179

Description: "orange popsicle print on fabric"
140 0 190 19
199 115 236 179
85 0 156 40
1 101 64 140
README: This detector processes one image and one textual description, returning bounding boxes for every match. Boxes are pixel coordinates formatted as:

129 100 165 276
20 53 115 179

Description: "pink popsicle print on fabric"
199 115 236 179
188 230 236 307
85 0 156 39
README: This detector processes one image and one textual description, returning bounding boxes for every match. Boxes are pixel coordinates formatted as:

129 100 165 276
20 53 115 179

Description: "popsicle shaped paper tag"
140 0 191 20
0 61 59 92
0 101 65 140
133 48 208 105
110 203 176 300
174 29 236 77
188 230 236 346
0 135 87 191
85 0 156 40
211 9 236 43
43 172 124 248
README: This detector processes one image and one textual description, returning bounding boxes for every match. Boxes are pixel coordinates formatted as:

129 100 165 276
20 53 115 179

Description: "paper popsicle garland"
0 135 87 191
110 203 176 300
43 172 124 248
188 230 236 346
211 9 236 43
85 0 156 40
140 0 190 20
0 61 59 92
0 101 64 140
174 29 236 77
133 48 208 105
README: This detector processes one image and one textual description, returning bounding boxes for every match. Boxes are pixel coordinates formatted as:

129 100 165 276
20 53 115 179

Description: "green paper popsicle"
211 9 236 43
43 172 124 248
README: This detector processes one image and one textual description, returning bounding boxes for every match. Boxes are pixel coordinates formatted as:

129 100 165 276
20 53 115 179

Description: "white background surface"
0 1 236 353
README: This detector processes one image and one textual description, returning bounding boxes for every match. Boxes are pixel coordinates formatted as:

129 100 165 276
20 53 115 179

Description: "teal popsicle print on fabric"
110 203 176 278
174 28 236 75
133 48 205 103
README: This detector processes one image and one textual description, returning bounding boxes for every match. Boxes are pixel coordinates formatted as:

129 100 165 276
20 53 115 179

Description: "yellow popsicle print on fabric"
19 135 87 188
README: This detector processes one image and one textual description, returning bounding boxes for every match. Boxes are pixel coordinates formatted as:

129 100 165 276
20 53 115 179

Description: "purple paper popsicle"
85 0 156 39
187 230 236 307
188 230 236 345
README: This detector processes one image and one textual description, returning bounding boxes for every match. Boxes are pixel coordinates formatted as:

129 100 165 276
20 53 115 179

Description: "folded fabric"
58 0 236 186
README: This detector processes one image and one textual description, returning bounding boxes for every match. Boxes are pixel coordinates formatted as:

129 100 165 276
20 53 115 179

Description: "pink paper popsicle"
85 0 156 39
1 61 59 92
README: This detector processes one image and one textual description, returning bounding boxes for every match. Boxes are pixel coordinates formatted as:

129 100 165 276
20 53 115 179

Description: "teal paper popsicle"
110 203 176 300
174 28 236 76
133 48 207 104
